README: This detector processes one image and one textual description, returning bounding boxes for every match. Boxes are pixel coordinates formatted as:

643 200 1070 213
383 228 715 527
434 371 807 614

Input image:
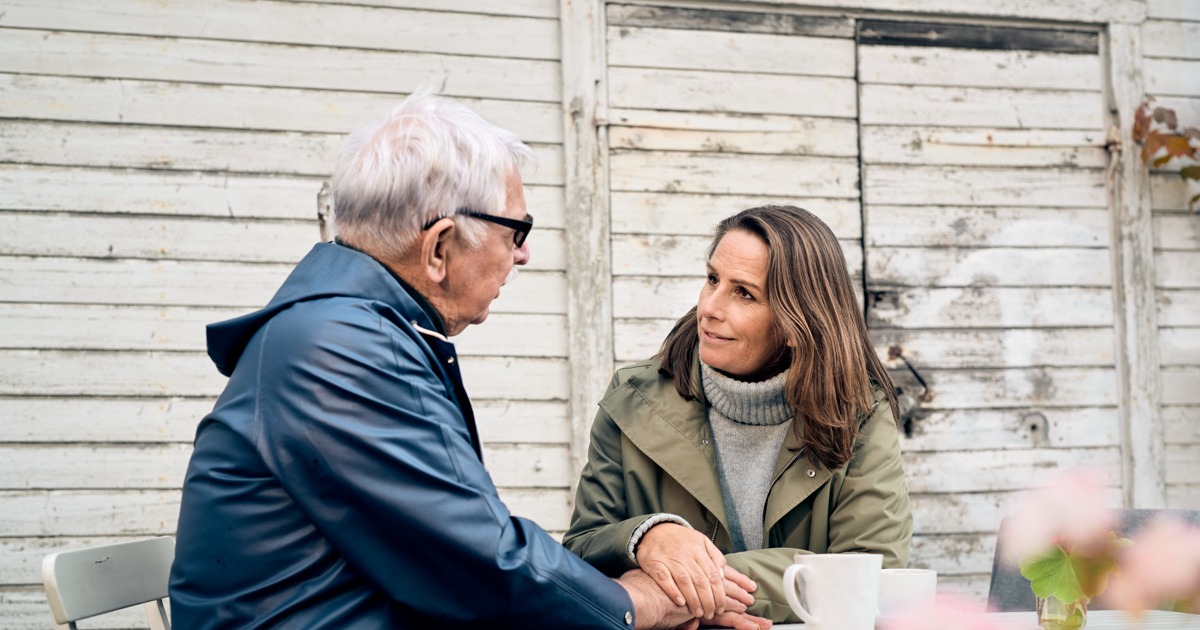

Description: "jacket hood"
207 242 420 376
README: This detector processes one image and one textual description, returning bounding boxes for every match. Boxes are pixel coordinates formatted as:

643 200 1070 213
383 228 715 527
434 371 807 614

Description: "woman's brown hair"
657 204 899 470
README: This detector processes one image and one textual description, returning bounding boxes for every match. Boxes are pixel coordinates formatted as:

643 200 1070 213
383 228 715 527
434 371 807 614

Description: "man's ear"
420 218 454 284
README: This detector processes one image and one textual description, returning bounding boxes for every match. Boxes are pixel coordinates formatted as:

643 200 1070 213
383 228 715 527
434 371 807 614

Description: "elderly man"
169 94 765 629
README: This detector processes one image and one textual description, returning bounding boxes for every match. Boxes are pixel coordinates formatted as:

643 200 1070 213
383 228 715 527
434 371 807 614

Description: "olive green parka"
563 357 913 622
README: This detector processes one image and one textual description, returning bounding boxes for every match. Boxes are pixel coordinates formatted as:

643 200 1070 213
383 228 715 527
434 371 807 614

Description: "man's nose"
513 240 531 265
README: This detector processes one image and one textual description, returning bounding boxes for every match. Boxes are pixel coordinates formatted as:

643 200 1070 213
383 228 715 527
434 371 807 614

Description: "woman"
564 205 913 623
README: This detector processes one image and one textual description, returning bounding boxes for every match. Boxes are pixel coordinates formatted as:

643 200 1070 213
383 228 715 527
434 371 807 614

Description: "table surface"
771 609 1200 629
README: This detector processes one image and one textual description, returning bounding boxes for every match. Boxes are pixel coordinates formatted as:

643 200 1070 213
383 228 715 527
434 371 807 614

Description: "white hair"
331 92 533 259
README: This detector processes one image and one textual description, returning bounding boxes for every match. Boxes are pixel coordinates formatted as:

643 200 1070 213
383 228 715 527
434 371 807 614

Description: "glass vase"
1036 594 1087 630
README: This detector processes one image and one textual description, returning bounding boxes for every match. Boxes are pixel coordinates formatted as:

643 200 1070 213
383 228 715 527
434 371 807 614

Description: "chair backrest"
987 508 1200 612
42 536 174 630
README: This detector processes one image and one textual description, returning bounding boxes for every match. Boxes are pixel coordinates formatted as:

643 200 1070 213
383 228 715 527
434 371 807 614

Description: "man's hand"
636 523 727 618
619 566 770 630
617 569 694 630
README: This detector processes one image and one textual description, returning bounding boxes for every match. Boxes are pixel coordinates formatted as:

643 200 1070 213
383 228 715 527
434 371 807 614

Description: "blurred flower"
879 593 1003 630
1100 514 1200 614
1000 469 1126 607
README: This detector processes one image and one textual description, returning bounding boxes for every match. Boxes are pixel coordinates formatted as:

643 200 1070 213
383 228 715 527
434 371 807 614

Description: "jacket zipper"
709 520 720 543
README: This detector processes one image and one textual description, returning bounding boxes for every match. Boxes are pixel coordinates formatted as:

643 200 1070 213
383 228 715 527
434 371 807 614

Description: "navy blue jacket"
169 243 635 628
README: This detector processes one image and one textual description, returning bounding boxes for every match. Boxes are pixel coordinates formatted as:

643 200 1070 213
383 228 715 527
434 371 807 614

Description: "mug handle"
782 564 820 625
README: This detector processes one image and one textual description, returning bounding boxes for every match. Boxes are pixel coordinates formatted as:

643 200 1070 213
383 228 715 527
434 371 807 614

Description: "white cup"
782 553 882 630
878 567 938 618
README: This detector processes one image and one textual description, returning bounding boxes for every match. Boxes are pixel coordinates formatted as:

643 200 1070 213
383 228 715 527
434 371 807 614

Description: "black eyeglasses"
422 209 533 248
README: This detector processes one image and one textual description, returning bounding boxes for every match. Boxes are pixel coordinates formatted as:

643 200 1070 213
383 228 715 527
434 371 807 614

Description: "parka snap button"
625 611 633 625
807 469 816 477
701 439 709 445
447 357 455 364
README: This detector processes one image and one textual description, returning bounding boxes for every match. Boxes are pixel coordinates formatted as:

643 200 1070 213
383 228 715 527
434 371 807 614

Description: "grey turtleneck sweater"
700 361 792 553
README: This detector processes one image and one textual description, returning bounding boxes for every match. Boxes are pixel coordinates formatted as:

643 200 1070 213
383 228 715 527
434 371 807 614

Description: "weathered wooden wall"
0 0 1196 627
1144 0 1200 508
0 0 570 626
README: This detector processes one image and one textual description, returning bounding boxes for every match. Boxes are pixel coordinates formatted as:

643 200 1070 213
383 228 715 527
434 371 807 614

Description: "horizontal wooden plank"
0 164 323 219
903 447 1122 493
500 487 572 531
309 0 559 19
0 303 567 357
1147 0 1200 21
607 25 854 77
1143 20 1200 59
910 533 994 575
0 490 179 537
0 165 566 228
0 536 155 587
874 327 1115 369
0 396 569 446
1168 444 1200 484
0 213 318 263
1157 251 1200 288
1164 405 1200 445
0 28 562 103
610 192 861 238
858 45 1102 90
902 407 1120 452
0 397 208 443
911 486 1124 537
867 206 1109 247
1163 367 1200 405
869 287 1114 328
860 85 1104 129
0 121 564 186
1161 327 1200 366
858 20 1098 55
610 151 859 198
610 115 858 157
613 318 674 362
453 314 568 357
869 246 1112 287
0 350 569 400
606 4 853 37
862 126 1107 167
2 587 123 629
917 367 1118 409
1156 214 1200 250
0 257 566 312
865 165 1108 207
930 574 989 605
0 73 564 144
0 304 228 351
1145 58 1200 97
1159 289 1200 326
608 67 857 118
1168 484 1200 510
612 272 866 320
1152 171 1200 212
0 442 569 490
0 0 559 60
611 234 862 277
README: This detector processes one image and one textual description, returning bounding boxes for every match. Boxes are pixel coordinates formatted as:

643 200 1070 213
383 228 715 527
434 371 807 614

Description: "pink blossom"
879 593 1003 630
1100 515 1200 612
1000 468 1117 565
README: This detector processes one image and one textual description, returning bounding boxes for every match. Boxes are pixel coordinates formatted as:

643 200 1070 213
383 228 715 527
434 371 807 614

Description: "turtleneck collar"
700 361 791 426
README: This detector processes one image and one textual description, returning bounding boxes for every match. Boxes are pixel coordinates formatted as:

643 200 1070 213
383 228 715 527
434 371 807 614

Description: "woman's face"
696 229 786 380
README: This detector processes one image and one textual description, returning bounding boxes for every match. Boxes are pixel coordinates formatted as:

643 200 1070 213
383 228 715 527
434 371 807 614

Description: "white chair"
42 536 174 630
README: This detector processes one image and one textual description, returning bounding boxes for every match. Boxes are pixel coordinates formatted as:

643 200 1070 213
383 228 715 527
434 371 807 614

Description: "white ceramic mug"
782 553 882 630
878 567 938 618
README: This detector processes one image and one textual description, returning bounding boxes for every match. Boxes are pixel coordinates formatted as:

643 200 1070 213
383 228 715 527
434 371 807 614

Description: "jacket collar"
603 354 834 536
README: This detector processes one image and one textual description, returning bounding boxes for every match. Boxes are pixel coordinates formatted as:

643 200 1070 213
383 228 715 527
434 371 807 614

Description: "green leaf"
1020 547 1086 603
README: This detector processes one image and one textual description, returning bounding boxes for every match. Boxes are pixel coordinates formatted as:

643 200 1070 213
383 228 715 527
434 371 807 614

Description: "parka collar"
601 354 835 539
